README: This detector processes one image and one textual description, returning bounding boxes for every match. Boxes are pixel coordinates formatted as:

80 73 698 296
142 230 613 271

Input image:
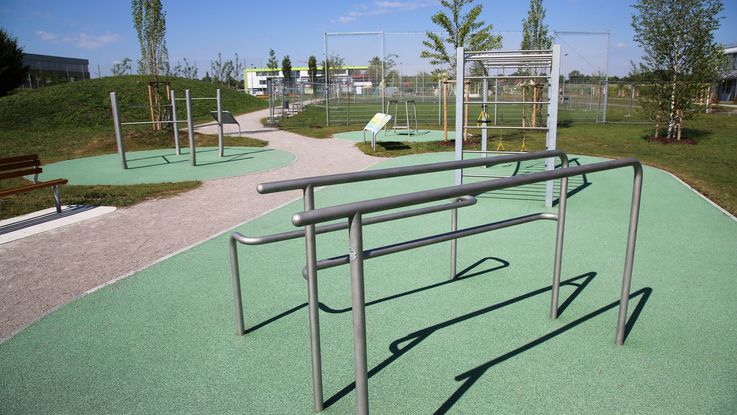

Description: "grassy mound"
0 76 267 162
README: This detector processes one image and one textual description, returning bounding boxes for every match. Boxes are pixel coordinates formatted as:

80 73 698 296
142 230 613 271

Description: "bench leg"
52 185 62 213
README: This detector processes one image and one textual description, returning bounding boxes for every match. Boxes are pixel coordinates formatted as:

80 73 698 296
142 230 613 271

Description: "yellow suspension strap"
520 133 528 152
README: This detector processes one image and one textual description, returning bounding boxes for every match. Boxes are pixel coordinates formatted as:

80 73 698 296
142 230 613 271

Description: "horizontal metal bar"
308 213 557 273
292 158 641 227
464 125 548 130
258 150 567 194
465 75 550 80
231 196 477 246
189 97 218 100
461 174 508 179
466 101 551 105
120 120 178 126
466 49 553 54
462 150 527 155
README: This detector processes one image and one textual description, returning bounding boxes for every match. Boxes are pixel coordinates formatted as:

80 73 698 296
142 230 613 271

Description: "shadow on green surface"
436 286 652 414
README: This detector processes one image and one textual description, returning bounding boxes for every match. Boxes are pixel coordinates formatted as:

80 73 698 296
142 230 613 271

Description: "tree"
281 55 292 85
233 53 245 88
367 54 398 85
173 58 198 79
322 53 344 83
520 0 553 127
520 0 553 51
0 28 29 96
631 0 724 140
211 53 234 85
132 0 169 77
267 49 278 70
132 0 170 129
307 55 318 83
112 58 132 76
420 0 502 72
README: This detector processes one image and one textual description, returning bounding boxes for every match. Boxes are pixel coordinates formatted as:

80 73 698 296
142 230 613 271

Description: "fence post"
217 88 224 157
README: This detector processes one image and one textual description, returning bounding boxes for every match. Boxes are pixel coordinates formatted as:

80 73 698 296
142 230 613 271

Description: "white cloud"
65 32 120 49
616 42 627 49
35 30 58 41
334 1 434 24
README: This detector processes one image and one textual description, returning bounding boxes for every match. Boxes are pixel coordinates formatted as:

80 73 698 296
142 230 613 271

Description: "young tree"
132 0 169 77
521 0 553 51
173 58 198 79
520 0 553 127
112 58 132 76
631 0 724 140
233 53 245 88
307 55 318 83
132 0 170 129
322 53 344 83
0 28 29 96
420 0 502 72
211 53 233 85
267 49 279 70
281 55 292 86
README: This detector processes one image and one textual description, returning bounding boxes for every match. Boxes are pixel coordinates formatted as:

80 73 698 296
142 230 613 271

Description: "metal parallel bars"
229 150 569 414
291 157 642 414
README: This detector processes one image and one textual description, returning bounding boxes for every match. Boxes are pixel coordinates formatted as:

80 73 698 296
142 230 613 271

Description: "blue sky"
1 0 735 77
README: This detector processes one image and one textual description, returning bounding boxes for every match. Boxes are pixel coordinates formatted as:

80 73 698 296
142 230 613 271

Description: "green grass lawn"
0 76 269 219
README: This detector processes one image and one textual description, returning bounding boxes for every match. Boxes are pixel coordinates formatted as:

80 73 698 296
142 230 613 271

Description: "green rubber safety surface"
38 147 295 185
333 129 456 142
2 153 737 414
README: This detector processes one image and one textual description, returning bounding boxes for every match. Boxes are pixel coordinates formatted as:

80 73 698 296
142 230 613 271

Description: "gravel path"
0 109 378 342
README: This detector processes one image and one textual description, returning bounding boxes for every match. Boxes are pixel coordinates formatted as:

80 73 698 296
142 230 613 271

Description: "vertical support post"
381 31 386 114
171 90 181 155
303 186 325 413
185 89 197 166
450 206 458 280
268 79 274 125
110 92 128 170
324 33 330 126
615 166 643 345
348 213 369 415
52 185 62 214
602 31 610 124
494 78 498 125
481 78 488 154
229 237 245 335
217 89 224 157
454 47 465 185
438 79 441 125
545 45 561 207
550 159 569 319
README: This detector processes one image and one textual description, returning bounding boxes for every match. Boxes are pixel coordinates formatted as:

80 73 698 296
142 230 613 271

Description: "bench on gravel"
0 155 68 213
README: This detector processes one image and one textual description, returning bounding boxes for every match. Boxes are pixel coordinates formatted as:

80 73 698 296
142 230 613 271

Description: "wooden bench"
0 155 68 213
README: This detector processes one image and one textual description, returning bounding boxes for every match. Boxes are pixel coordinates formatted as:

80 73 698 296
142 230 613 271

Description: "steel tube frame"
291 158 641 414
228 150 568 413
110 92 128 169
171 90 181 155
217 89 224 157
185 89 196 166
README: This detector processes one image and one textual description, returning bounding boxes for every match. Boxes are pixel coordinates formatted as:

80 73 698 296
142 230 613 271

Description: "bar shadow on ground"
125 148 274 169
242 256 510 335
323 272 651 411
435 286 652 414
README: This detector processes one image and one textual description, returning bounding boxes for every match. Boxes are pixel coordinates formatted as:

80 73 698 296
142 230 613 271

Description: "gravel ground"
0 109 379 342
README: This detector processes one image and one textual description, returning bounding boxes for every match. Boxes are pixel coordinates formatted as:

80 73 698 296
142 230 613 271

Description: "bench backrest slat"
0 154 39 165
0 167 42 181
0 159 41 173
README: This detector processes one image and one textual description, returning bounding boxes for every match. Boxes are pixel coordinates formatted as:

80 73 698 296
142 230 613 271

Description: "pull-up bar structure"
110 89 228 169
454 46 561 207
